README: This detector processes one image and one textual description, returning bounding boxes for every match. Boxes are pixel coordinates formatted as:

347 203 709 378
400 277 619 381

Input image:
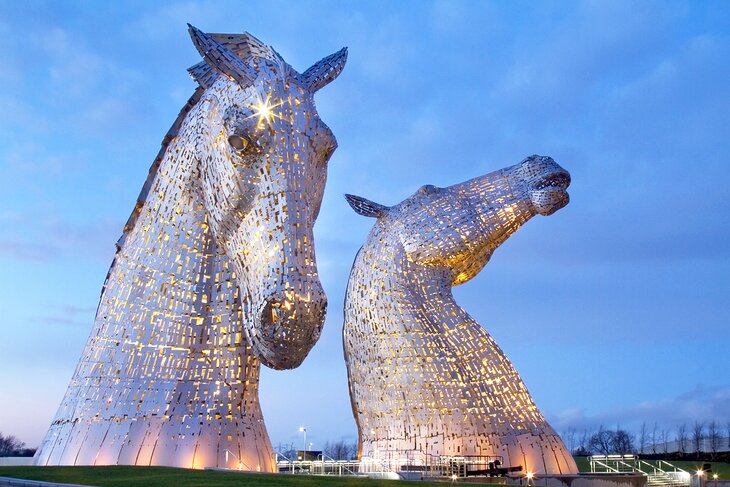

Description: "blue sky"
0 1 728 451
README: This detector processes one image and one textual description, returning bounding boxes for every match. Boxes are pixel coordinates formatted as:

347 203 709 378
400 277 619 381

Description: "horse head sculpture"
346 155 569 285
187 26 346 369
343 155 577 475
35 27 346 470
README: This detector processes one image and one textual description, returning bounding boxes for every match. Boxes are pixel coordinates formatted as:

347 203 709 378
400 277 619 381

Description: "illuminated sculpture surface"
343 155 578 475
34 26 346 471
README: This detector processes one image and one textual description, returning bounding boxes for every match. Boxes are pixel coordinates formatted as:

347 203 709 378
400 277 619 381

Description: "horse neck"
102 98 214 312
349 228 462 334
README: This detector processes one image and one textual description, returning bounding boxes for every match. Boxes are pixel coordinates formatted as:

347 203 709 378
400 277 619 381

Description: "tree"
562 428 577 455
587 426 635 455
676 424 688 455
651 422 658 454
639 422 648 454
612 428 635 454
323 440 357 460
726 420 730 450
0 433 26 456
707 421 720 458
275 442 297 461
692 421 704 454
660 429 670 454
588 426 613 455
574 429 592 456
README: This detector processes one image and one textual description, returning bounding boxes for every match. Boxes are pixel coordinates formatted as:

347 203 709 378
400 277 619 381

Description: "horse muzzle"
247 282 327 370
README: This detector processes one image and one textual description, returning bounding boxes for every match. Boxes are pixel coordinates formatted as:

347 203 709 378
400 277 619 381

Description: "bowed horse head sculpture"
188 25 347 369
343 155 577 475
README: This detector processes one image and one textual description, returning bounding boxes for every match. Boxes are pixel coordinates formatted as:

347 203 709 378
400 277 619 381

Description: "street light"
299 426 307 460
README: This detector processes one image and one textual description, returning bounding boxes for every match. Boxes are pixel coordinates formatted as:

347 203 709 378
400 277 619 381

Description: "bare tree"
639 422 648 454
692 421 704 454
346 442 358 460
613 427 635 454
575 429 591 456
563 428 577 454
0 433 26 456
676 423 688 455
589 425 613 455
707 421 720 458
651 422 658 454
726 420 730 450
324 440 358 460
660 429 670 453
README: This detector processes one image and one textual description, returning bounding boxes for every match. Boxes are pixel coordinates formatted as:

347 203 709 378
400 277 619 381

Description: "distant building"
642 438 730 454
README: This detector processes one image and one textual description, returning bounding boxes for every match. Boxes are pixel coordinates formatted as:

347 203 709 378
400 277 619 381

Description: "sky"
0 0 728 452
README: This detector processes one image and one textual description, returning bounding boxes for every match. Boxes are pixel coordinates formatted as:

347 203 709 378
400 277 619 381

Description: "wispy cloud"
0 214 121 263
30 303 97 328
0 241 57 262
551 385 730 433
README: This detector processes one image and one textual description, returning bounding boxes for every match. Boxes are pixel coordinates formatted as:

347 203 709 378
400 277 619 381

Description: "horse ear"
188 24 257 87
302 47 348 92
217 31 285 65
345 194 389 218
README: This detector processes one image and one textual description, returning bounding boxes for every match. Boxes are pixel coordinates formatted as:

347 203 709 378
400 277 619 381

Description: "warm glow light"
713 474 719 480
251 94 282 125
697 470 705 476
526 472 534 480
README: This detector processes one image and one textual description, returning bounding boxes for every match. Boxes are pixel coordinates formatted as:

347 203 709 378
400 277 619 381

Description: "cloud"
0 241 57 262
551 385 730 434
34 27 143 98
30 304 97 328
0 214 121 263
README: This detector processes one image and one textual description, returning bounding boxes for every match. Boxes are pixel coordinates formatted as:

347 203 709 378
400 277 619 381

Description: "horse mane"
102 33 282 299
114 32 282 252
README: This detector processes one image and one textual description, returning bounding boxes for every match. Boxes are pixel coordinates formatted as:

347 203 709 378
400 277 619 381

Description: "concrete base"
0 459 34 467
367 472 401 480
507 474 646 487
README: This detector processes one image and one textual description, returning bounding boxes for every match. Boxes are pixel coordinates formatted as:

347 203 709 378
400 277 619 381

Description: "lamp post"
696 469 705 487
299 426 307 460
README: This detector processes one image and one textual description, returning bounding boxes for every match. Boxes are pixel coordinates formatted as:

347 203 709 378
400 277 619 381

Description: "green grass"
2 459 728 486
0 466 503 487
574 456 590 472
656 460 730 478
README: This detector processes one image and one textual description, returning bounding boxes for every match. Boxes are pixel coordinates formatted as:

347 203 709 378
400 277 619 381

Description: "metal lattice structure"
343 155 578 475
34 26 346 471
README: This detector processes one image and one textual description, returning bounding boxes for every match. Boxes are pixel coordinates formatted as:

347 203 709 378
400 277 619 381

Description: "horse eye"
228 134 251 154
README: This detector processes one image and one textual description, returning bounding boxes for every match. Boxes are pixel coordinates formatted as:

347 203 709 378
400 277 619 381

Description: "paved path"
0 477 96 487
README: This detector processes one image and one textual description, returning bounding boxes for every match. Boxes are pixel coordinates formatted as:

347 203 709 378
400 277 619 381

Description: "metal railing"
274 451 510 479
589 455 691 487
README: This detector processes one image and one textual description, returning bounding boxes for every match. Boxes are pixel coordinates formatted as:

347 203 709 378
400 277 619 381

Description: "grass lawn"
657 460 730 478
3 459 728 486
0 466 503 487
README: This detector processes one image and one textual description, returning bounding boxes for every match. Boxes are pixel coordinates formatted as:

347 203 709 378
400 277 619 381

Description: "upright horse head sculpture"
343 155 578 475
188 25 343 369
35 26 346 471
